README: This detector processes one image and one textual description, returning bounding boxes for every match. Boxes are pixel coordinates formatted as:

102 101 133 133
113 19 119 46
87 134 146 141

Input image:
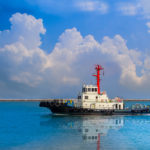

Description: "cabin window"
78 96 81 99
92 88 95 92
119 119 121 124
116 120 118 125
116 104 118 109
95 88 97 92
82 88 88 92
119 105 121 110
88 88 91 92
85 96 88 99
85 129 88 132
83 136 87 140
82 88 85 92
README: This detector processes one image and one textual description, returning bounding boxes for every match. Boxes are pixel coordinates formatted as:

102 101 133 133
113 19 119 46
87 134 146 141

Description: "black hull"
40 101 150 115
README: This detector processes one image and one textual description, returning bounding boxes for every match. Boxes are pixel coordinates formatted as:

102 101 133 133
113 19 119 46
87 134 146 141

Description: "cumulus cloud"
0 13 46 49
1 13 150 98
0 13 48 87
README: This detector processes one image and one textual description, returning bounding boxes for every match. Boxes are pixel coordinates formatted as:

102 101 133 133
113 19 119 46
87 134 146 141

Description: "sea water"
0 101 150 150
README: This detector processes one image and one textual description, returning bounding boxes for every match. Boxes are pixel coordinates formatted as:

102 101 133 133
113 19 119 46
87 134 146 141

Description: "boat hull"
40 101 150 115
40 101 113 115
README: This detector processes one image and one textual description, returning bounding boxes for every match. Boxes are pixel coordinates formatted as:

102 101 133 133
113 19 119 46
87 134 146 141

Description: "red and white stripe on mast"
93 65 104 95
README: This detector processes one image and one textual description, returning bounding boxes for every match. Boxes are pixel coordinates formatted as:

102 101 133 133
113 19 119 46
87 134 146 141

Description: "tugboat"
40 65 150 115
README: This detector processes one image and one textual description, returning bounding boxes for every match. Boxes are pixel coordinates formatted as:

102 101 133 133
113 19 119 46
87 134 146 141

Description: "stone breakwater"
0 99 150 102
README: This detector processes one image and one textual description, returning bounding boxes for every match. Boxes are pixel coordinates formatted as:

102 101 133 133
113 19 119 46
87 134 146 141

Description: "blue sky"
0 0 150 99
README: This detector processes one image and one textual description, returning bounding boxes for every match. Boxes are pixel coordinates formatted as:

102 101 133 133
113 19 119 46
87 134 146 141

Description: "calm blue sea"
0 101 150 150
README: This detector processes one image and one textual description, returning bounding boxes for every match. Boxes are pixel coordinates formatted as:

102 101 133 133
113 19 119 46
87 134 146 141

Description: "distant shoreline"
124 99 150 101
0 99 150 102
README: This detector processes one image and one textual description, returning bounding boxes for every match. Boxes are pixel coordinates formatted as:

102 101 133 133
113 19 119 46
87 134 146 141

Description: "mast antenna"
92 64 104 94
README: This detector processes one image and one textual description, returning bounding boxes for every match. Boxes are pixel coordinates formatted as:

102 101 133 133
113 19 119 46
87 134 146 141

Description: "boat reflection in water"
81 116 124 149
40 115 124 150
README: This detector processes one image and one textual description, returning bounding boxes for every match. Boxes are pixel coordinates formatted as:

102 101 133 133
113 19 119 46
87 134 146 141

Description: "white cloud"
11 72 43 87
1 13 150 97
139 0 150 19
117 3 140 16
144 56 150 70
99 35 144 88
117 0 150 35
117 0 150 19
26 0 109 14
76 0 108 13
146 22 150 33
0 13 48 86
49 29 150 91
0 13 46 49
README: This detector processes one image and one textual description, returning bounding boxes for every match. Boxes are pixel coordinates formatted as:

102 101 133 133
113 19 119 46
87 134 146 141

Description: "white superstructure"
77 84 124 110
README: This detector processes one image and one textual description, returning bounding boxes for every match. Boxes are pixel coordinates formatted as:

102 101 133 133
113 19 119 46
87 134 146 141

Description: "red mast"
93 65 104 95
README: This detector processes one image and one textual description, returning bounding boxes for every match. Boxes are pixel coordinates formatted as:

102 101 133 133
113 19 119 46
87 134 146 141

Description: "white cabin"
77 84 124 110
